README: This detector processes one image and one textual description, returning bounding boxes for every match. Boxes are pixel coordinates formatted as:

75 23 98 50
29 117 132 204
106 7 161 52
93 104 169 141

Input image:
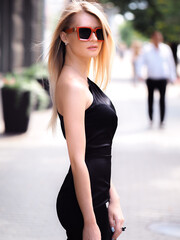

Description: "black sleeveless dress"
56 78 118 239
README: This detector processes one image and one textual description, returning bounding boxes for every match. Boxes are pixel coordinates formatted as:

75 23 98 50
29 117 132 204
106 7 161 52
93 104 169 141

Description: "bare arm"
136 49 146 81
56 79 101 240
108 181 124 239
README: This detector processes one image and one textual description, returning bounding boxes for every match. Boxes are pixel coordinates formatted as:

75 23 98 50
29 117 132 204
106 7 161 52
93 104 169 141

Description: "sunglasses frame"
65 26 104 42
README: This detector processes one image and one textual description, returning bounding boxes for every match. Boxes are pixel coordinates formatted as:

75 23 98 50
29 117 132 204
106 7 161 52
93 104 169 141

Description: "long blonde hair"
48 0 115 130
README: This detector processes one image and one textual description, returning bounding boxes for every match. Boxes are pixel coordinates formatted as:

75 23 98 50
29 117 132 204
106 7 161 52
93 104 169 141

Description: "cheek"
68 37 81 51
97 43 103 53
69 41 87 57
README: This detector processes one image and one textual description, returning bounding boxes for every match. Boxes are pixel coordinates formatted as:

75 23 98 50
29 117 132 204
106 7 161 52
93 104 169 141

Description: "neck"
64 52 91 79
152 41 159 49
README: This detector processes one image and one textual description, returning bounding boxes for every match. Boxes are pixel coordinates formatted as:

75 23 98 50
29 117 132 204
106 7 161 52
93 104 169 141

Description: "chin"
90 52 99 58
87 50 100 57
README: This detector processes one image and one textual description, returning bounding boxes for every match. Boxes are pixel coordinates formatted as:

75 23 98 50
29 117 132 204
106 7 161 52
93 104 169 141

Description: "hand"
175 77 180 84
108 201 125 240
168 79 174 84
83 222 101 240
138 77 144 82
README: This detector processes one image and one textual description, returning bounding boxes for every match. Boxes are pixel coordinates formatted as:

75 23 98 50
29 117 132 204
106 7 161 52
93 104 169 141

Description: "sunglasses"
65 27 104 41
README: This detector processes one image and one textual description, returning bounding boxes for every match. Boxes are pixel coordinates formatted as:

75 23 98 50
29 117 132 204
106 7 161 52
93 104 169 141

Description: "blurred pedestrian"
117 42 126 59
47 1 124 240
131 40 142 85
170 42 178 66
137 31 177 127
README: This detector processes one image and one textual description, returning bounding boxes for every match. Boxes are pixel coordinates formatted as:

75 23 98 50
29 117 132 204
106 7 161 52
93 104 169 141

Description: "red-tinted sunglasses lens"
96 29 104 40
78 28 91 40
78 28 104 41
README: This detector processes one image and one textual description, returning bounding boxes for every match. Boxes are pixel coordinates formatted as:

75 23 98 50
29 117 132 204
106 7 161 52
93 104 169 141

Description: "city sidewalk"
0 55 180 240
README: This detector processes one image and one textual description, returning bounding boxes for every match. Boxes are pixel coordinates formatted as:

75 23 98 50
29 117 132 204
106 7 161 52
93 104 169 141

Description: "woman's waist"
85 144 112 157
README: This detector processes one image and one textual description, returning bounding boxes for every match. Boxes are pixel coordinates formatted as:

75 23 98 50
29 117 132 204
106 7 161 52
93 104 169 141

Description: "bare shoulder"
56 71 86 99
59 74 84 91
56 71 88 115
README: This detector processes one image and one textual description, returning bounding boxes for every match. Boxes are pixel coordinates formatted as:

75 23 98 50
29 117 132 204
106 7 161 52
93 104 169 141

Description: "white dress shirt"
137 42 177 82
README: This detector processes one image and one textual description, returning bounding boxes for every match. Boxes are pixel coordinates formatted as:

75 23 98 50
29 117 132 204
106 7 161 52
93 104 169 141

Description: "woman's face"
65 12 103 59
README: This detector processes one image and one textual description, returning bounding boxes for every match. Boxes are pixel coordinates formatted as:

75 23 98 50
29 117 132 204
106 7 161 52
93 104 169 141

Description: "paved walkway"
0 55 180 240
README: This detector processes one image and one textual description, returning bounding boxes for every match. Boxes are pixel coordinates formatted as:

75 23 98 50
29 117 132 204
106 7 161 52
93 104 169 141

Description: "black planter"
2 88 31 134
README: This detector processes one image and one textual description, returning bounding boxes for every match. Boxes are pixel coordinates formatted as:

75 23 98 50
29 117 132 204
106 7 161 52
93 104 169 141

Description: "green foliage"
100 0 131 12
100 0 180 42
120 21 148 47
3 68 50 111
22 63 49 79
155 0 180 42
120 22 134 47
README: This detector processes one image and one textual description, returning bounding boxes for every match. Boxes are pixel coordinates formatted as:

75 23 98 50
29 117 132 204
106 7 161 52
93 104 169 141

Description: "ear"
60 31 68 45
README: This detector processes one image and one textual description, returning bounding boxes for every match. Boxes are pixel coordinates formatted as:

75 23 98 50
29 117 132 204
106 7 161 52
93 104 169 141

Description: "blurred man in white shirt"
137 31 177 127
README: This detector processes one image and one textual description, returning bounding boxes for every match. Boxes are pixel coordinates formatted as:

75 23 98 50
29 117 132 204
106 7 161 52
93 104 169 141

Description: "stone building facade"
0 0 44 73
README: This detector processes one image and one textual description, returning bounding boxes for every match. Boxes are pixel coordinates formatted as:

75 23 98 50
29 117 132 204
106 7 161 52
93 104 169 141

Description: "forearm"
71 159 96 224
108 181 125 239
109 181 120 204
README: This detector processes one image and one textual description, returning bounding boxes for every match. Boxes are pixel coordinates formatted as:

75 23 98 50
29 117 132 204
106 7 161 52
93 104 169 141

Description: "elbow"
69 155 86 172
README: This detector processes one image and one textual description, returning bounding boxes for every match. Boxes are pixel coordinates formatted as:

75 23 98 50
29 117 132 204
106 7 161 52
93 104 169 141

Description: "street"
0 55 180 240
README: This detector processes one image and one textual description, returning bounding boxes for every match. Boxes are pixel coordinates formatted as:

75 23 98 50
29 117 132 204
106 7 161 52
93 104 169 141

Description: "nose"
90 32 98 41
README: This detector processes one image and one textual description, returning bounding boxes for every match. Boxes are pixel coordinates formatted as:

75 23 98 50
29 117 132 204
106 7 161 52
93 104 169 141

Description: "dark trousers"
146 78 167 123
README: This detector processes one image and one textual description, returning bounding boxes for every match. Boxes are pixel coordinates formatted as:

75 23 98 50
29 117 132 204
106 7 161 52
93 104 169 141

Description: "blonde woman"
48 1 124 239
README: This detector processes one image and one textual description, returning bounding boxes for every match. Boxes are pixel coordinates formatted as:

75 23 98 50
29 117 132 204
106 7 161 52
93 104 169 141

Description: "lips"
87 45 98 50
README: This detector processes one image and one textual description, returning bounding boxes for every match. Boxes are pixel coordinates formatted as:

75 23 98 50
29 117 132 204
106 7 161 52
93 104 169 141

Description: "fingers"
108 212 115 229
112 216 124 240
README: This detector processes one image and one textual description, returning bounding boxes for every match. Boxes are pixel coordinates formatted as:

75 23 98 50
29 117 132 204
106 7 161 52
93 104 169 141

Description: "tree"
100 0 180 42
